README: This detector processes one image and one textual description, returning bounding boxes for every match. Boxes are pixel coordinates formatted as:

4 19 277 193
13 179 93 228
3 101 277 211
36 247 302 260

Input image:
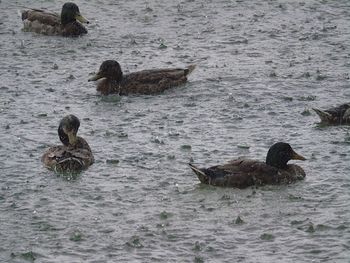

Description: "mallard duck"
313 103 350 125
189 142 306 188
21 2 89 37
42 115 94 173
88 60 196 95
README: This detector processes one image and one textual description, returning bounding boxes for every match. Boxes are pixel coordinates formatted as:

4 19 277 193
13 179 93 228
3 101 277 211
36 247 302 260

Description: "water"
1 0 350 262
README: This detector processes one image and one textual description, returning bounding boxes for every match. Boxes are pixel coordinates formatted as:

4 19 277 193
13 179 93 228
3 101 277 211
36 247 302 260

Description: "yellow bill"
291 150 306 161
67 130 78 145
88 73 103 81
75 13 89 24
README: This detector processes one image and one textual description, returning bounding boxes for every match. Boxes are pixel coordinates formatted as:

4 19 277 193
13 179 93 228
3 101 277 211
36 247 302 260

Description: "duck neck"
266 155 288 169
58 126 69 146
61 14 75 26
109 79 122 94
110 78 121 86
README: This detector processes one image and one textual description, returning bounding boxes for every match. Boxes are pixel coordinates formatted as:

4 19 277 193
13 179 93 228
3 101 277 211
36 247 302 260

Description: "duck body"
313 103 350 125
21 3 88 37
89 60 195 95
42 115 94 173
189 160 305 188
189 142 306 189
42 137 94 173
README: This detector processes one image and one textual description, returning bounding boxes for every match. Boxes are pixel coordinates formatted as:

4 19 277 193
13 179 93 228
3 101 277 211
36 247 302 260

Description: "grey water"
1 0 349 262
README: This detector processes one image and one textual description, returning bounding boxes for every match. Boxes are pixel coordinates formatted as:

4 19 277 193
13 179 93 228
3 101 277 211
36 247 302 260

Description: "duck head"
265 142 306 169
61 2 89 26
58 114 80 146
88 60 123 82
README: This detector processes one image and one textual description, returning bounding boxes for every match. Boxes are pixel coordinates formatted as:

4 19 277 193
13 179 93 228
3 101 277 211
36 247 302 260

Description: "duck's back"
22 9 61 35
22 9 60 25
120 66 195 95
190 158 305 188
42 137 94 173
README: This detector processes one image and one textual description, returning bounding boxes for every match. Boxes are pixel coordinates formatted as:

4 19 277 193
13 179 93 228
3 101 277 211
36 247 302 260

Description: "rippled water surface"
1 0 350 262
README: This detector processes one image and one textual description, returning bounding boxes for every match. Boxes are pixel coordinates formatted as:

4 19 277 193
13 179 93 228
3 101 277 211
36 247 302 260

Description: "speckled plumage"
89 60 196 95
189 142 306 188
42 137 94 173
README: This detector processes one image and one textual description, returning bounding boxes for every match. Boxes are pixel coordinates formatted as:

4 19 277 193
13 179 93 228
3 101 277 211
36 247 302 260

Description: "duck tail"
54 157 84 173
312 108 332 123
189 163 209 183
21 10 29 21
184 65 196 76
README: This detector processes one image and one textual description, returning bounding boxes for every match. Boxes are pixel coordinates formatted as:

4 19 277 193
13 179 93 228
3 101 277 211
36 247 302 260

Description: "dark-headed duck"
22 2 89 37
88 60 196 95
189 142 306 188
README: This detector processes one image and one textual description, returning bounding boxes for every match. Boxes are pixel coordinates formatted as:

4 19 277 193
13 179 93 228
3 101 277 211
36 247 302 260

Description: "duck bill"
75 13 89 24
88 73 103 81
291 150 306 161
67 131 78 145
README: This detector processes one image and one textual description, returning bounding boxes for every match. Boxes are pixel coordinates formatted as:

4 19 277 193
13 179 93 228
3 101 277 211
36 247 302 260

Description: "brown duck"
21 2 89 37
42 115 94 173
189 142 306 188
313 103 350 125
88 60 196 95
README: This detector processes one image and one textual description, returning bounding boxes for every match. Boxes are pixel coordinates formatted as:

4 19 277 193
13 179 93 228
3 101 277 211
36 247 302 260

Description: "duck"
313 103 350 125
21 2 89 37
88 60 196 95
189 142 306 188
42 115 94 173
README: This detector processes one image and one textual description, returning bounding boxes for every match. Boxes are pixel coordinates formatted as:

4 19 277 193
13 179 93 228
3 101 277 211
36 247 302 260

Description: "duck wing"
21 8 61 35
189 159 305 188
22 9 60 26
42 145 94 173
120 65 195 95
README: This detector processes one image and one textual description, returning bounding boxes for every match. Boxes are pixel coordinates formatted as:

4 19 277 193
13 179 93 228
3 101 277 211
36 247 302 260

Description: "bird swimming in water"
21 2 89 37
42 115 94 173
189 142 306 188
88 60 196 95
313 103 350 125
